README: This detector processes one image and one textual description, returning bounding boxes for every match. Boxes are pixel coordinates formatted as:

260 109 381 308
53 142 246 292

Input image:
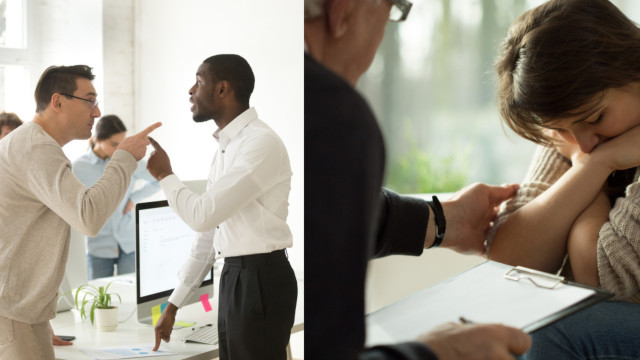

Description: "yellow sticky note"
151 304 162 326
175 321 196 328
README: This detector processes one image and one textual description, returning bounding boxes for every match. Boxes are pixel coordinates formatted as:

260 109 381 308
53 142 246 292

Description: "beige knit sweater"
490 145 640 302
0 122 137 324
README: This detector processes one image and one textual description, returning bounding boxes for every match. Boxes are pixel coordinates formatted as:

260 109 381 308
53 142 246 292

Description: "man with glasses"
0 65 160 359
305 0 531 359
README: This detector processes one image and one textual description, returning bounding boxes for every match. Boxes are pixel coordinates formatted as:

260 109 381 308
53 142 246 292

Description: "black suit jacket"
304 53 436 360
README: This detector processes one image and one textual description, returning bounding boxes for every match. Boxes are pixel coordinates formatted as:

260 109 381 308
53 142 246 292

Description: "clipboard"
365 260 611 347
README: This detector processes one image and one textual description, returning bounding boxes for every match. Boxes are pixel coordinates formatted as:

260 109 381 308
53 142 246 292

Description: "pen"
459 316 475 325
192 324 212 331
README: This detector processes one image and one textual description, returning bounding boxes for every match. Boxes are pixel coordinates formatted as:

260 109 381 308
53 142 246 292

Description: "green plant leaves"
72 280 121 325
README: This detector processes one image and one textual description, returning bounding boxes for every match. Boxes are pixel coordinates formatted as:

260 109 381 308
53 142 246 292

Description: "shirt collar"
213 107 258 147
88 148 108 164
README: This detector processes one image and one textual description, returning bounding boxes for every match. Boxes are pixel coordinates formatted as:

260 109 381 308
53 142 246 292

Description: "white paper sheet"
81 344 176 360
366 261 597 346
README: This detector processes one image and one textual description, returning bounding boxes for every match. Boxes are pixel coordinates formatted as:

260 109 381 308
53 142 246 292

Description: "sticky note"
151 304 162 326
200 293 212 312
160 302 168 313
175 321 196 328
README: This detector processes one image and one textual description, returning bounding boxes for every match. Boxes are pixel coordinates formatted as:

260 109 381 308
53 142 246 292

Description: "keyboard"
182 324 219 345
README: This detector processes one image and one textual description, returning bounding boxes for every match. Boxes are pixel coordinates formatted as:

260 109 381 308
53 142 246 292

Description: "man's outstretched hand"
147 137 174 181
118 122 162 161
153 303 178 351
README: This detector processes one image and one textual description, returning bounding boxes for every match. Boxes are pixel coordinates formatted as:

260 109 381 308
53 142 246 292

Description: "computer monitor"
135 200 213 325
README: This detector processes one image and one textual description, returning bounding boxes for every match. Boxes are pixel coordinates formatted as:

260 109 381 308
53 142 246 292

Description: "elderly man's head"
304 0 412 86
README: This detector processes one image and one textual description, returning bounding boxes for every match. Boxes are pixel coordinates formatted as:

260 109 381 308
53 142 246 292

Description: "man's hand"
439 183 519 255
50 322 73 346
147 137 174 181
118 122 162 161
153 302 178 351
419 322 531 360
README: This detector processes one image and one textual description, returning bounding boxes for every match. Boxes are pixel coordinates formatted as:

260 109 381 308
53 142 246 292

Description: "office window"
0 64 28 113
0 0 31 120
358 0 638 194
0 0 26 49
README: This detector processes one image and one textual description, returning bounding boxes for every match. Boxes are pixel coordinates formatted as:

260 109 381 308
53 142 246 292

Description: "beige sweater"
0 122 137 324
491 145 640 302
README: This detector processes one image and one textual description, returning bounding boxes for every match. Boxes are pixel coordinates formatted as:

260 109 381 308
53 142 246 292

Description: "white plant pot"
95 307 118 332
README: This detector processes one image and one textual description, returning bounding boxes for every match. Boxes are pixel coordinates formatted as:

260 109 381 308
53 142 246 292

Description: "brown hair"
34 65 95 113
90 114 127 148
495 0 640 145
0 111 22 130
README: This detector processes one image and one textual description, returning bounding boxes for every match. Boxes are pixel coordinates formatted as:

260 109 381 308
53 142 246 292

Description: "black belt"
224 249 288 267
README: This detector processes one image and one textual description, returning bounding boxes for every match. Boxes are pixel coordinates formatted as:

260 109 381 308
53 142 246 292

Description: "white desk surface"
52 270 304 360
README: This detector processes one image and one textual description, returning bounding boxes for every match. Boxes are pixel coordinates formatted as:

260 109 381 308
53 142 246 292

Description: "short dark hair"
0 111 22 130
203 54 255 106
495 0 640 145
34 65 95 113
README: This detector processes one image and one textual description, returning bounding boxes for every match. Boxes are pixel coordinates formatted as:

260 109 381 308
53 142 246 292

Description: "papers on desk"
366 260 611 347
81 344 176 359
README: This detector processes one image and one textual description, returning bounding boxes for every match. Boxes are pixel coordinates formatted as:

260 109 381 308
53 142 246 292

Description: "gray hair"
305 0 325 20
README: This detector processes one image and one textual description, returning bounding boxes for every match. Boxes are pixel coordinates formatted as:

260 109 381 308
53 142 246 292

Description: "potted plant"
73 281 122 331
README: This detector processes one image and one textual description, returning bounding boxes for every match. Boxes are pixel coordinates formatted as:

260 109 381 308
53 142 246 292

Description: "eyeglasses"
59 93 99 109
388 0 412 22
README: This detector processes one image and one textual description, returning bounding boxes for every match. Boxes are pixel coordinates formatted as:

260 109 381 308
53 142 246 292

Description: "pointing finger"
148 137 163 151
153 329 162 351
138 122 162 137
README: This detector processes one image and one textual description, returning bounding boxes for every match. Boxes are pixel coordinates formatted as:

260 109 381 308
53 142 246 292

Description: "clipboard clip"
504 266 565 289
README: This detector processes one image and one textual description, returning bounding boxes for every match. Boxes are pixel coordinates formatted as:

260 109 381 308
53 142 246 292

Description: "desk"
51 271 304 360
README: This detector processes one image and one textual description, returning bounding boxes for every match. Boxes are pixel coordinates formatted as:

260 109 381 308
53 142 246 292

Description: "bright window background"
359 0 640 193
0 0 31 119
0 0 25 48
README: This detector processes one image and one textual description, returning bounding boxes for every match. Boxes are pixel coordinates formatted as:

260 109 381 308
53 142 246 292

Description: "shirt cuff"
159 174 183 194
168 282 195 309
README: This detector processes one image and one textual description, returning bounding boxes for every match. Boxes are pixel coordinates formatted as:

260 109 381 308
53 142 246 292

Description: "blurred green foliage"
386 140 469 194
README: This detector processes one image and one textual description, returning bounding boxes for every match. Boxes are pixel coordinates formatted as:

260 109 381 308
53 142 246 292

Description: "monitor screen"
135 200 213 325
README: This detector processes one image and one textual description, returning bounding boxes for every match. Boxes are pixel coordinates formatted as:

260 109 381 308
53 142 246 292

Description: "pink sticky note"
200 293 212 312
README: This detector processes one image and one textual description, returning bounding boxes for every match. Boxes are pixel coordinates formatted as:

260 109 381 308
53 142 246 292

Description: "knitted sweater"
491 145 640 302
0 122 137 324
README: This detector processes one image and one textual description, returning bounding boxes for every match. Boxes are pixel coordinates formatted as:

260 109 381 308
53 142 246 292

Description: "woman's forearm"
489 157 611 272
567 190 610 287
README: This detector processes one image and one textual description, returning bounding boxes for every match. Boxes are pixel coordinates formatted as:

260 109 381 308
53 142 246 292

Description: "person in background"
73 114 160 279
0 111 23 140
305 0 530 359
0 64 159 359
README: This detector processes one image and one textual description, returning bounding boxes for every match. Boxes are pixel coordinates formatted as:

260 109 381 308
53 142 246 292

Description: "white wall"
34 0 105 160
133 0 304 272
102 0 134 123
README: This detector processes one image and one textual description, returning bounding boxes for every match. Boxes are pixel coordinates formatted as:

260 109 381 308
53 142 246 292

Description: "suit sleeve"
305 54 436 360
373 189 429 258
360 343 438 360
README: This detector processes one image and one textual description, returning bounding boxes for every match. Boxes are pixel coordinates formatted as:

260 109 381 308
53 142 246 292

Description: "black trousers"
218 249 298 360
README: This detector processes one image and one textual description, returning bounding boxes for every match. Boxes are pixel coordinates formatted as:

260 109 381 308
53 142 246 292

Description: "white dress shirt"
161 107 293 307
